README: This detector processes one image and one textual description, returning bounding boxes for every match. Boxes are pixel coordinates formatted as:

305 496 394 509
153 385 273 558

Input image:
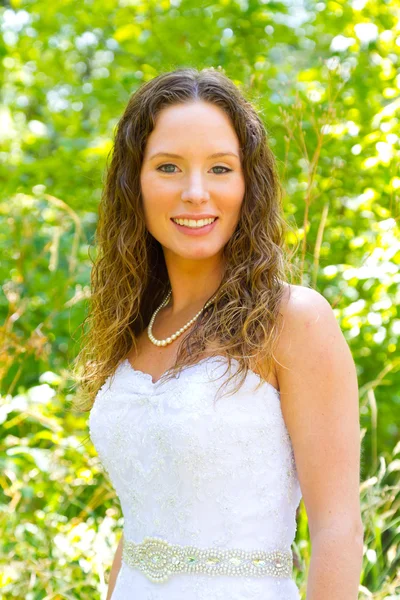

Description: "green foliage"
1 0 399 598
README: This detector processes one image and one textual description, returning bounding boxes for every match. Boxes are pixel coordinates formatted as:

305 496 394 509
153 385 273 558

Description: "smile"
171 217 218 236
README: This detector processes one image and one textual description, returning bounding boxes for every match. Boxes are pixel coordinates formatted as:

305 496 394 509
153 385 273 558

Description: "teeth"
172 217 216 228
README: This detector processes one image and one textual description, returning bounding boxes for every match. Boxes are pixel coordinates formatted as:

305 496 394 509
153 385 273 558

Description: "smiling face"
140 100 246 263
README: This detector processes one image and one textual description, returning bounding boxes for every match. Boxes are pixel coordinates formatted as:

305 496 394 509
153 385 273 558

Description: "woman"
76 67 364 599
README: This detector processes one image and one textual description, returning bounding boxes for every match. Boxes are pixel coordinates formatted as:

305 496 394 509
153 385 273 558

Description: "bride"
74 66 364 600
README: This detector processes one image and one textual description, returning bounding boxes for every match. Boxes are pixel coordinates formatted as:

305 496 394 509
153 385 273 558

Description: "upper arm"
274 285 363 541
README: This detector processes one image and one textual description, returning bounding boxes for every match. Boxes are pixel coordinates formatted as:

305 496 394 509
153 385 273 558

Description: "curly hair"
70 66 300 411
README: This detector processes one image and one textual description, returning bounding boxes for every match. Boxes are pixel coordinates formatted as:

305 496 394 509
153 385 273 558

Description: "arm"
106 532 124 600
275 285 364 600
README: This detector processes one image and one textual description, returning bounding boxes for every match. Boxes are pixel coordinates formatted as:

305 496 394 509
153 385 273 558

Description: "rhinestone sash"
122 536 293 583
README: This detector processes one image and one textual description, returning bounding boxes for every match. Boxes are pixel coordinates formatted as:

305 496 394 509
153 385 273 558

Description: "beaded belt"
122 536 293 583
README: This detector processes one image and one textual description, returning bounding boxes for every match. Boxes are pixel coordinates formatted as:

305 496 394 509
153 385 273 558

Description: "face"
140 101 245 264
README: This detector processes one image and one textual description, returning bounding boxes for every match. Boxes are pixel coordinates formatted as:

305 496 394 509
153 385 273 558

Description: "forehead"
145 101 239 152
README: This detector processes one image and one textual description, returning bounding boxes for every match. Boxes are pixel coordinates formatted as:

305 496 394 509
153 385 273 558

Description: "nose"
181 172 210 203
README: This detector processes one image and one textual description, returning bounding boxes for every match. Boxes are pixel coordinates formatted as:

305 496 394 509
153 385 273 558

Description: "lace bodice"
88 356 303 599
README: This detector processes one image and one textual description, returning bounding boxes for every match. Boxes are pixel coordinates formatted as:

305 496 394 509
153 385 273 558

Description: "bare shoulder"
274 284 362 539
275 283 338 364
279 282 333 317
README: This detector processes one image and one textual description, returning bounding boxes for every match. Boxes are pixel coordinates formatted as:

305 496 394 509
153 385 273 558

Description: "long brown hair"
70 66 299 411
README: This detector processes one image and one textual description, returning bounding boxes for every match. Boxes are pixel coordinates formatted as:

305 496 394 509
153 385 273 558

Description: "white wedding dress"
89 355 303 599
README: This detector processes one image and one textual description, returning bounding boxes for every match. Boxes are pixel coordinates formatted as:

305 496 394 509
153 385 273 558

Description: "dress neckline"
121 355 280 396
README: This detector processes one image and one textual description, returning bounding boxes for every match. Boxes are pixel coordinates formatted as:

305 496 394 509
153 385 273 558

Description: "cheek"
141 173 176 207
224 179 245 213
236 173 246 197
141 171 157 199
223 171 245 197
141 174 170 215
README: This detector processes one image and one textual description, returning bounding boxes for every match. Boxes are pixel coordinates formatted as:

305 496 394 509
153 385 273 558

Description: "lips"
171 217 218 236
172 216 218 221
171 217 217 226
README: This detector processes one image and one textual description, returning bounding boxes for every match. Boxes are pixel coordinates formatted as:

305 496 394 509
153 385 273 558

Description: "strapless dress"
89 355 303 599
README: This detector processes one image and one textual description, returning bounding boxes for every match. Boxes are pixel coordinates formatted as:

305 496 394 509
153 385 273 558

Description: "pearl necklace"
147 289 219 347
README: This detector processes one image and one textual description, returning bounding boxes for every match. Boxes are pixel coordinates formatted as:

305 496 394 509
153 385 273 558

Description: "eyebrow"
149 151 240 160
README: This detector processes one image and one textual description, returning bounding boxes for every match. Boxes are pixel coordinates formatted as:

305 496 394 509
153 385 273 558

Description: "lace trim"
122 536 293 583
121 356 280 396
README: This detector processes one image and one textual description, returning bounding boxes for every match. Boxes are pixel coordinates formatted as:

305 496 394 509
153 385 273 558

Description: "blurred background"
0 0 399 598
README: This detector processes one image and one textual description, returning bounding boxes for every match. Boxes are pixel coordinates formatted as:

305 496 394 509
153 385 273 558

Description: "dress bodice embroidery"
88 355 303 600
